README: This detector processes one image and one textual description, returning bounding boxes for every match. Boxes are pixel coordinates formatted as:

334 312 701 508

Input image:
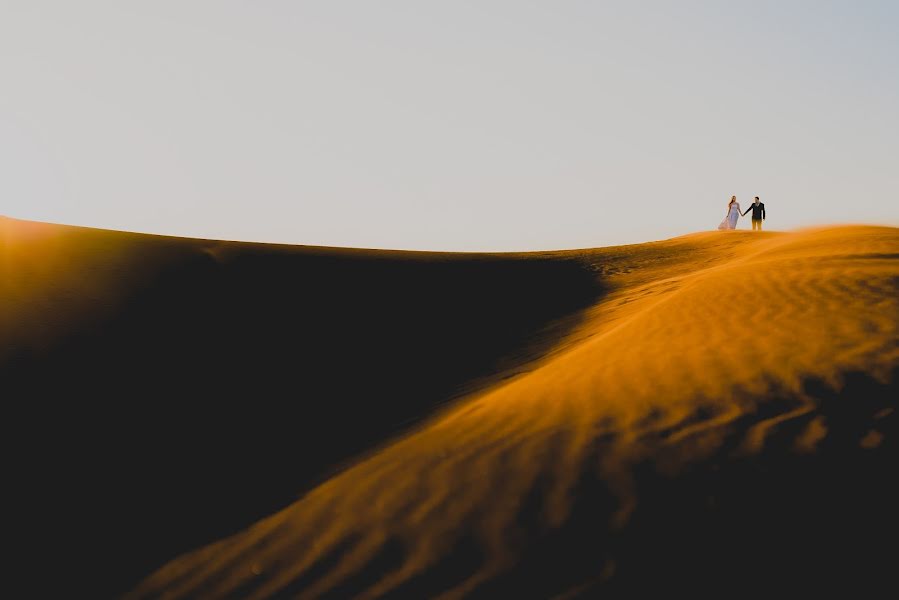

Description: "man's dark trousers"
752 219 763 231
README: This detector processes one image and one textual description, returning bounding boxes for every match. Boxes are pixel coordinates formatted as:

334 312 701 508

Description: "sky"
1 0 898 251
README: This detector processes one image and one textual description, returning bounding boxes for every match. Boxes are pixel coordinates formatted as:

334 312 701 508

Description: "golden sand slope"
129 226 899 599
0 217 144 360
5 216 614 598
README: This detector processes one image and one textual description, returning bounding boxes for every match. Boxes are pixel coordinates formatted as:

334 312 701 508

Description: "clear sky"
2 1 897 251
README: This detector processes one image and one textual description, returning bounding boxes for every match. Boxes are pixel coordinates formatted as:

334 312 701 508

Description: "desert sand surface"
3 218 898 597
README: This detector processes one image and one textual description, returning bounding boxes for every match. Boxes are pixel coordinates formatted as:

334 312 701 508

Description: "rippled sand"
125 225 899 599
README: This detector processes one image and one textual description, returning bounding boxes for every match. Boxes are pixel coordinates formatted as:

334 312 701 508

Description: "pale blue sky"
1 1 897 250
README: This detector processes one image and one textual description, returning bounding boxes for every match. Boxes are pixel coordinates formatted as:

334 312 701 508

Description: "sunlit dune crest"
120 225 899 599
0 216 145 360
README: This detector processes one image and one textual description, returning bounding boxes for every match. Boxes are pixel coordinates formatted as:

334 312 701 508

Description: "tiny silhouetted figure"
743 196 765 230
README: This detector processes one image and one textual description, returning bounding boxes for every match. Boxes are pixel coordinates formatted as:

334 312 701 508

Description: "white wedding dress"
718 203 741 230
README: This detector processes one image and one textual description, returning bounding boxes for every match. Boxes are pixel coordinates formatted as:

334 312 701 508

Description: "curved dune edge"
129 226 899 599
3 215 612 597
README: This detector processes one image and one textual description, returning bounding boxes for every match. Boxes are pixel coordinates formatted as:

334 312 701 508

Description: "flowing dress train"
718 203 741 230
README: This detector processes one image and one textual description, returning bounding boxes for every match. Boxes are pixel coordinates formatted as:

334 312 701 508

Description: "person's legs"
752 219 762 231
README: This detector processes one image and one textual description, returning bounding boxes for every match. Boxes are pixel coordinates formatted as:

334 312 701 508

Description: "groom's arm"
763 205 766 220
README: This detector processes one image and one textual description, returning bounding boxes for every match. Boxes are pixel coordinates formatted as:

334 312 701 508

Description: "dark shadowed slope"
128 226 899 599
1 217 604 597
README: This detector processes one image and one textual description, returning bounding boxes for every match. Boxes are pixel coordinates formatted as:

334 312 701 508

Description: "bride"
718 196 741 230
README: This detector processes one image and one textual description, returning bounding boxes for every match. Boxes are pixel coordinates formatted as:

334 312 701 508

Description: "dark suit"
745 202 765 230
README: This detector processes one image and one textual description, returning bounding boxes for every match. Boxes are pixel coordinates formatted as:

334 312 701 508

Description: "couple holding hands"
719 196 766 231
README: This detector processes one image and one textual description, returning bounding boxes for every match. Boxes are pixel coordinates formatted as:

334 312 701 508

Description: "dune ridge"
1 216 605 597
126 225 899 598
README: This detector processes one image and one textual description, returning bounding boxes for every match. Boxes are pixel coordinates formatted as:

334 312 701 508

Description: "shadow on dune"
175 370 899 599
420 368 897 598
2 226 604 597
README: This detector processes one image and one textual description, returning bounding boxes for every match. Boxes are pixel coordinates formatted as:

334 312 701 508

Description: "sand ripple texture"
130 226 899 599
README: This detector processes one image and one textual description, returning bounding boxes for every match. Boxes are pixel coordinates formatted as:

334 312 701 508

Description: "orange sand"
121 225 899 599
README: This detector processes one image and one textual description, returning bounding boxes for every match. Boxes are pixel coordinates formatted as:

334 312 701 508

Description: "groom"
742 196 766 230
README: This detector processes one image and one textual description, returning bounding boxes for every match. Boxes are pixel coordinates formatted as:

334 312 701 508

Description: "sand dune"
121 225 899 598
4 219 898 597
1 217 602 597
